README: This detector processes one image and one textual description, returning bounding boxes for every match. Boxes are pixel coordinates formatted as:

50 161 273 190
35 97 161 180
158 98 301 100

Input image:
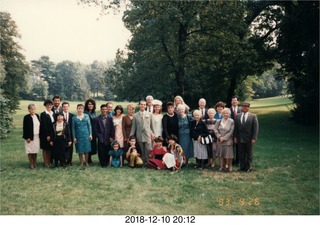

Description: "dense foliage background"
0 0 318 139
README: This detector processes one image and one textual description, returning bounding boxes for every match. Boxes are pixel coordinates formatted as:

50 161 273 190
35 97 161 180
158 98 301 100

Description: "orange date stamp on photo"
216 197 260 206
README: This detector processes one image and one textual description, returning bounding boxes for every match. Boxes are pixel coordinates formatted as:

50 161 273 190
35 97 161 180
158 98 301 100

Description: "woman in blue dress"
108 141 123 168
84 98 97 164
72 104 92 168
177 104 194 167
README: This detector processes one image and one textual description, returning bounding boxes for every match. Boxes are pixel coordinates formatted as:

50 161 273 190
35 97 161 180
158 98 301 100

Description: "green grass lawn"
0 97 319 215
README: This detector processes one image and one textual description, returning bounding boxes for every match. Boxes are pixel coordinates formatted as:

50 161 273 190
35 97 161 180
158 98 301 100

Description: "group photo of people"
23 94 259 173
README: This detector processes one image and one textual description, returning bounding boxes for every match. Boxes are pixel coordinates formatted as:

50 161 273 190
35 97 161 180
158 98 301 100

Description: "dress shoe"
246 169 252 172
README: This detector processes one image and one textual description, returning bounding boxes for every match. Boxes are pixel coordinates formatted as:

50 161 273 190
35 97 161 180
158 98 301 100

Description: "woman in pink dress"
113 105 125 148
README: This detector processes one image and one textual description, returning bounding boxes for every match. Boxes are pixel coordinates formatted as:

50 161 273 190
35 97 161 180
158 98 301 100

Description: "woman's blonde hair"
174 95 189 110
193 109 202 117
207 108 216 115
127 103 136 109
221 107 231 115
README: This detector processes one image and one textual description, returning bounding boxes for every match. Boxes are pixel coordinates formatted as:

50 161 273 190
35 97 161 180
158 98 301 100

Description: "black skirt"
53 135 67 161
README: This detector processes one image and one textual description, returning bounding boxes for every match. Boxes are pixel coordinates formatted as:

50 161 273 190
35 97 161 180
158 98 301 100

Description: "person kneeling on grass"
126 136 143 168
147 136 167 170
108 140 123 168
165 135 185 171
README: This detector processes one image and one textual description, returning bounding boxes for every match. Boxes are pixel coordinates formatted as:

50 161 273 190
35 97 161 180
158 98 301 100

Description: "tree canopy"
276 1 319 125
107 1 276 109
0 11 29 111
1 0 318 127
105 0 318 125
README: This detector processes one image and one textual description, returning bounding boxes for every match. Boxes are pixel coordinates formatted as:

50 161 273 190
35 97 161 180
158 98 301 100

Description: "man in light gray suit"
130 100 155 164
234 102 259 172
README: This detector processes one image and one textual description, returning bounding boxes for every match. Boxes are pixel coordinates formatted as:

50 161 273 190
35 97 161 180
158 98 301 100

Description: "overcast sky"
1 0 131 64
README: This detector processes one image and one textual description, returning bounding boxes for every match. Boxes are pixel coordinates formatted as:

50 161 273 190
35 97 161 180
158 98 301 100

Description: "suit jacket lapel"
98 116 104 131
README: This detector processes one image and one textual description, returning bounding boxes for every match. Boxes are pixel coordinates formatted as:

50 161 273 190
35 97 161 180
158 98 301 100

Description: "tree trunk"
226 75 237 108
176 23 187 97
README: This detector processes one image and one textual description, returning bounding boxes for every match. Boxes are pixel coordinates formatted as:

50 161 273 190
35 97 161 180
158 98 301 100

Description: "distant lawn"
0 97 319 215
250 96 294 109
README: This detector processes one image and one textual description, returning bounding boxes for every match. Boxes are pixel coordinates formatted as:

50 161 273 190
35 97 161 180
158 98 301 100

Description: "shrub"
0 94 13 139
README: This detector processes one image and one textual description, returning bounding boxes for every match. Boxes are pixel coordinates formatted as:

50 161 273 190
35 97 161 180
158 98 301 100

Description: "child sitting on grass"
108 140 123 168
166 135 185 171
147 136 167 170
126 135 143 168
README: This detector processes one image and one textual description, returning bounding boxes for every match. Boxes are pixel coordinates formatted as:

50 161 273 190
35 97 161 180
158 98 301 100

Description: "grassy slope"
0 97 319 215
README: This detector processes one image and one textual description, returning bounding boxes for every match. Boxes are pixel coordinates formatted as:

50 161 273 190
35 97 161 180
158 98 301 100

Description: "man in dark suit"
52 95 63 116
62 101 75 166
198 98 209 120
229 95 242 166
93 104 115 167
50 95 63 164
234 102 259 172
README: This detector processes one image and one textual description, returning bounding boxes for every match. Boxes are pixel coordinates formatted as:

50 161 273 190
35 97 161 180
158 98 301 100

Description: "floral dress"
166 143 185 168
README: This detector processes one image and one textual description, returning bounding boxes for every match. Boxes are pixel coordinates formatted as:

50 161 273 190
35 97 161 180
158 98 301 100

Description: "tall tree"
111 0 274 108
86 60 108 98
0 12 29 111
31 56 56 97
276 1 319 125
0 56 13 139
55 61 90 101
247 0 319 125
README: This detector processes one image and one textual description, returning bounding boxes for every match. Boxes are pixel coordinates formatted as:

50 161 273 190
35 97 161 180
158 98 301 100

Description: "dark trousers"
98 142 111 167
196 158 205 169
88 137 97 163
232 144 240 165
53 136 66 167
66 144 73 165
238 143 253 171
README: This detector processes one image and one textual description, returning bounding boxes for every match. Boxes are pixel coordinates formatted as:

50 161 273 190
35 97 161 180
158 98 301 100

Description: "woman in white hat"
151 99 163 140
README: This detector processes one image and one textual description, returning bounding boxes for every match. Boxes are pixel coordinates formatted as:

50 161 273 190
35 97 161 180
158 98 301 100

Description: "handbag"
201 134 213 145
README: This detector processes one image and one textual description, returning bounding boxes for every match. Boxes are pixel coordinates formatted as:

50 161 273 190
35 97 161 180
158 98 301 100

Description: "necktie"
141 112 144 124
65 113 68 122
242 112 246 124
233 108 237 119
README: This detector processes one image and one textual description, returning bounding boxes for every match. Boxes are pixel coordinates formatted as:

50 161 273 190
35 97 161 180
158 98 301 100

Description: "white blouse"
32 114 40 135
